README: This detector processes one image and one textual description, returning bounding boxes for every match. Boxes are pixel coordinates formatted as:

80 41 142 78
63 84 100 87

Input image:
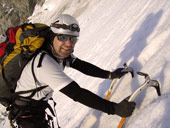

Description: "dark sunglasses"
52 23 80 32
56 34 78 43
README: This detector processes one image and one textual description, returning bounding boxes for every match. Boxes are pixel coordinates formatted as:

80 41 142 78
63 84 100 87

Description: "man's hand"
114 99 136 117
109 68 128 79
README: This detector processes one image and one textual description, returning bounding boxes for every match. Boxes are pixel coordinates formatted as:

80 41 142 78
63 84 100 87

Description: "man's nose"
64 39 73 46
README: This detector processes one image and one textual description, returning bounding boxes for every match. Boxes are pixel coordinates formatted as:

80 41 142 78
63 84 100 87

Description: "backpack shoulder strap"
37 52 47 68
37 51 59 68
15 85 48 98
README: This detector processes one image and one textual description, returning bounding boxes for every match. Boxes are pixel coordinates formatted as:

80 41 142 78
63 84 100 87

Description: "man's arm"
70 58 110 78
60 81 136 117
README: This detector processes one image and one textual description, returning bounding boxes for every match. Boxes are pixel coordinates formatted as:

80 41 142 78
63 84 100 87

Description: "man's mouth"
61 48 72 52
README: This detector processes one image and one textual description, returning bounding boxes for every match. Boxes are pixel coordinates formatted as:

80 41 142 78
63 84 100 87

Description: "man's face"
52 35 76 58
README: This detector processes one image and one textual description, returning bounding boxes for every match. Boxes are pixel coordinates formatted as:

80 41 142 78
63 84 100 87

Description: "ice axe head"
123 63 134 78
137 72 161 96
137 72 149 78
149 80 161 96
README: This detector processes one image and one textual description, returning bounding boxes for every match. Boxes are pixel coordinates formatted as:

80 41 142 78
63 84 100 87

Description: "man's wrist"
108 72 112 79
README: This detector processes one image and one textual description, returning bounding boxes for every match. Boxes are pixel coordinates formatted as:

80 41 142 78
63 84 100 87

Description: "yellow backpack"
0 23 50 107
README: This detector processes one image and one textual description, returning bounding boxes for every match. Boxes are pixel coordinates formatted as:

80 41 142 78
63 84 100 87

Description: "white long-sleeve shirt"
15 52 73 100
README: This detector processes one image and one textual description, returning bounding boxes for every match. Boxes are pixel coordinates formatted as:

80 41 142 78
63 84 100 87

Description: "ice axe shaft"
105 78 117 100
105 63 134 100
117 72 161 128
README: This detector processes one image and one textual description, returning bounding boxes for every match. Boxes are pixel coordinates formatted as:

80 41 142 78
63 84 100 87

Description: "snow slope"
1 0 170 127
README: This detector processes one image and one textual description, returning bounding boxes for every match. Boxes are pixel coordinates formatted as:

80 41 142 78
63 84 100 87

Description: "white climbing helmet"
50 14 80 37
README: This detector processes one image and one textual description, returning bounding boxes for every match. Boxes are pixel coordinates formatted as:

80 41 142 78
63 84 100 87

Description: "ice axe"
136 72 161 96
117 72 161 128
105 63 134 100
123 63 134 78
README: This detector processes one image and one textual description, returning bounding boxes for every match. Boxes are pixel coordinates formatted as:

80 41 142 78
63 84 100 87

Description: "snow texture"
1 0 170 128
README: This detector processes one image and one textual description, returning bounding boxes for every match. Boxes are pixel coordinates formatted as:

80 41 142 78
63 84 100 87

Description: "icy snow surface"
1 0 170 127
